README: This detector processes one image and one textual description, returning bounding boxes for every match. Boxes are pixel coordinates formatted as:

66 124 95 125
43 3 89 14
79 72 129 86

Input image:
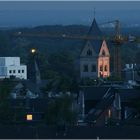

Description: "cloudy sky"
0 1 140 27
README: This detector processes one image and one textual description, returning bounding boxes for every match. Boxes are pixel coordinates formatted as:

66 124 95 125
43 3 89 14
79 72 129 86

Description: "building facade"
80 18 110 79
80 39 110 79
0 57 27 79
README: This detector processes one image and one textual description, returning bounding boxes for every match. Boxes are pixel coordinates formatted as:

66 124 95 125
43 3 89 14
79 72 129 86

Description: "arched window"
100 65 103 71
105 65 108 71
87 49 92 56
102 50 106 56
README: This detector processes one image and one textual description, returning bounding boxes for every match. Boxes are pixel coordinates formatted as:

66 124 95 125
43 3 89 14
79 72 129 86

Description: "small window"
102 50 106 56
22 70 24 73
13 70 16 73
83 65 88 72
100 66 103 71
18 70 21 73
105 65 108 71
87 49 92 56
26 114 32 121
91 65 96 72
9 70 12 74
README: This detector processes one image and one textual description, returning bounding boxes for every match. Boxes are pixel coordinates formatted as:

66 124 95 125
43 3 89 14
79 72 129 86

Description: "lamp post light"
31 48 36 54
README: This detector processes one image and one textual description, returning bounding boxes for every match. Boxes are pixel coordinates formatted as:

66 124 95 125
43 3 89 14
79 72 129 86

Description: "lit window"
108 109 111 118
100 66 103 71
105 65 108 71
26 114 32 121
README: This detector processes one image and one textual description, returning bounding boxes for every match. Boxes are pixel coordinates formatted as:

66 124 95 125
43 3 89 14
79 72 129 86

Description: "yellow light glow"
31 49 36 54
27 114 32 121
108 109 111 118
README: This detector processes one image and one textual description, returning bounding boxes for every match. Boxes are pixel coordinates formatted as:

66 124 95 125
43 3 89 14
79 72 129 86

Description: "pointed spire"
87 11 102 38
34 60 41 85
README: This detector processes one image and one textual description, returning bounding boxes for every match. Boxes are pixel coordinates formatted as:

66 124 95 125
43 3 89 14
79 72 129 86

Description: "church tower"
80 18 110 79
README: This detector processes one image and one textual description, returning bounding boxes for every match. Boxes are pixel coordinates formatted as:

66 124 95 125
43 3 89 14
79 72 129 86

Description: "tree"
0 79 16 123
45 95 77 125
42 75 79 96
48 52 75 78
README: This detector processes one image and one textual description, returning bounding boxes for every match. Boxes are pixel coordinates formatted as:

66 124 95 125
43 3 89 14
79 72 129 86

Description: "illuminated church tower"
80 18 110 79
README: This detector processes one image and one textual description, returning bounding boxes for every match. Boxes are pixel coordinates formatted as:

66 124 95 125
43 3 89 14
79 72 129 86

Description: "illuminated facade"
80 18 110 79
80 39 110 79
0 57 27 79
98 40 110 78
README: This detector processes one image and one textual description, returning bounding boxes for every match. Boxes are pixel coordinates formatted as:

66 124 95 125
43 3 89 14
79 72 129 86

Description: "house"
78 86 140 126
0 57 27 79
80 18 110 79
10 79 48 99
10 98 49 122
10 81 39 99
122 63 140 84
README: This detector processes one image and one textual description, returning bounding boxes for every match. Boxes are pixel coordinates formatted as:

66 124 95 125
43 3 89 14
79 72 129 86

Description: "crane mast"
100 20 122 79
114 20 122 79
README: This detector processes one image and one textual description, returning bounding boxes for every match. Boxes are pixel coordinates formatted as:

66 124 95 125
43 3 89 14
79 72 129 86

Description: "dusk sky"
0 1 140 27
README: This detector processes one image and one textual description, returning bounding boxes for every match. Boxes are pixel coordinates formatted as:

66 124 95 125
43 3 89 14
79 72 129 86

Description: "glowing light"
26 114 32 121
31 49 36 54
108 109 111 118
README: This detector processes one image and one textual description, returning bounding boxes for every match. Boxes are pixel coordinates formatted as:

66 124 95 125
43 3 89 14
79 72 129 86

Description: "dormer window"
87 49 92 56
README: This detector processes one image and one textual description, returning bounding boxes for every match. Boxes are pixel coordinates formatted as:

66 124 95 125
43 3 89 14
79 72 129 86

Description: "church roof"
87 18 102 38
90 40 103 54
81 18 105 55
87 18 104 54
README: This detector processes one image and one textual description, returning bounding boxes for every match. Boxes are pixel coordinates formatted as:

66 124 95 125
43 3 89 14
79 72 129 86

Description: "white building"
0 57 27 79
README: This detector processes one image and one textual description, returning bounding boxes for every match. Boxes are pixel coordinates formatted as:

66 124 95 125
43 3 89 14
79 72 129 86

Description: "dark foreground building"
0 125 140 139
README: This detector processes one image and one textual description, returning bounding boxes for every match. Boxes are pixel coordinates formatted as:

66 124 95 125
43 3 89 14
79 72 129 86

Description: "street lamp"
31 48 36 54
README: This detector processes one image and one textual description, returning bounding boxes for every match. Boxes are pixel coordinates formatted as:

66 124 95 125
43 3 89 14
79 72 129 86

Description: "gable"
80 41 97 57
99 40 110 57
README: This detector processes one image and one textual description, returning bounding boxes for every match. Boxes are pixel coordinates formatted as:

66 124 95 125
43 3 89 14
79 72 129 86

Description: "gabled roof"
80 86 110 100
90 40 103 54
81 18 105 55
81 86 140 102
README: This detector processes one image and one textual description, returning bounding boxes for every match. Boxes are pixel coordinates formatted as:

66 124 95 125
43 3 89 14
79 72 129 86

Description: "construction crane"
12 20 123 42
99 20 123 79
12 19 127 79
